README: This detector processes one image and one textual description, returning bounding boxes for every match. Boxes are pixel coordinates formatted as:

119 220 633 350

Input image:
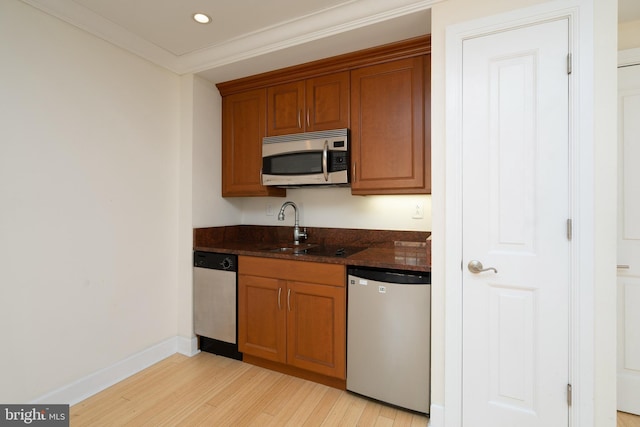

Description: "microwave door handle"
322 141 329 181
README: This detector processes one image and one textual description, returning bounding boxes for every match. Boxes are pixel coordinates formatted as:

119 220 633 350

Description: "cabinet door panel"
267 81 305 136
287 281 346 379
222 89 285 197
306 72 349 132
351 56 428 194
238 274 286 363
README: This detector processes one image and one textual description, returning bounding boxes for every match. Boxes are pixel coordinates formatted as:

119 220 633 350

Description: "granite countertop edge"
193 226 431 273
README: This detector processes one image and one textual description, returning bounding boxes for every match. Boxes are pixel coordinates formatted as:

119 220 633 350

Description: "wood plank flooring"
70 351 640 426
620 411 640 427
70 352 428 426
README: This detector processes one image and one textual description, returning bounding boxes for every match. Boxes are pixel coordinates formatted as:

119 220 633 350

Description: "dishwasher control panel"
194 251 237 272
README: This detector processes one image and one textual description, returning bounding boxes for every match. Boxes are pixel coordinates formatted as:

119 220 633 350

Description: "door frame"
617 47 640 414
443 1 605 426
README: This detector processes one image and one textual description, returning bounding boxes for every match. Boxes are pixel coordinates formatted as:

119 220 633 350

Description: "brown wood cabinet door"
286 281 346 379
350 56 430 194
306 72 349 132
267 81 305 136
238 274 287 363
267 72 349 136
222 89 285 197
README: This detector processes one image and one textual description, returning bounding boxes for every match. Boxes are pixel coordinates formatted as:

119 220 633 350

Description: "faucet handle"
293 224 308 245
295 227 308 243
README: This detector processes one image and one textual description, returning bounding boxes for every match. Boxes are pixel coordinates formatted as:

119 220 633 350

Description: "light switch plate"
412 202 424 219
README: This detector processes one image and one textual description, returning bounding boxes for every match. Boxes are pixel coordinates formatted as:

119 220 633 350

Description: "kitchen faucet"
278 201 307 245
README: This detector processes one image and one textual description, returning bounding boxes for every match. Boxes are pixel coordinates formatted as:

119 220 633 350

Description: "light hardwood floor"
70 351 640 426
71 352 428 426
620 411 640 427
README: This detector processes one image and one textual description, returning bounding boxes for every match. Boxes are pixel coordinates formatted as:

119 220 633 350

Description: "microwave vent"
263 128 348 145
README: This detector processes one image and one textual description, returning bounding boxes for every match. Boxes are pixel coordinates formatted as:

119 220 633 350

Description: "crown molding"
20 0 181 71
21 0 439 75
182 0 438 75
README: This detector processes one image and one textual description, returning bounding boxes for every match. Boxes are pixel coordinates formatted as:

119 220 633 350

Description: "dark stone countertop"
194 225 431 272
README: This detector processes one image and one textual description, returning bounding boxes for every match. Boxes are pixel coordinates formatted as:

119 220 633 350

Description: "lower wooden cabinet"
238 256 346 383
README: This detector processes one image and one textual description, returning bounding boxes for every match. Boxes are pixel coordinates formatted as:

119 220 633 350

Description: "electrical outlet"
266 203 274 216
412 202 424 219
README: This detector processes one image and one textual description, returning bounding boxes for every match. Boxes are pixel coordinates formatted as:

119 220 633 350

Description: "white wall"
593 0 618 424
239 190 432 231
191 79 242 228
0 0 181 402
177 76 244 344
619 19 640 50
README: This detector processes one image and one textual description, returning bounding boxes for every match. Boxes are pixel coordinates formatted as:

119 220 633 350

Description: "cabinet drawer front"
239 256 345 287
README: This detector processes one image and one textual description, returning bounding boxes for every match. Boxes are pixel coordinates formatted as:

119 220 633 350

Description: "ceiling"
20 0 435 83
20 0 640 84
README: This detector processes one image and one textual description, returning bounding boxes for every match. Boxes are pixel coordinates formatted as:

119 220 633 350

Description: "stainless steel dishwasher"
193 251 242 360
347 266 431 414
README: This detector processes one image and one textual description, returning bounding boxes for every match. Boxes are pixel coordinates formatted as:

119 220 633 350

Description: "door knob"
468 260 498 274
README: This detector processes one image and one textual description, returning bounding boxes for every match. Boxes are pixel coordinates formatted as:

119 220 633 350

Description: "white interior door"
461 19 570 427
617 62 640 416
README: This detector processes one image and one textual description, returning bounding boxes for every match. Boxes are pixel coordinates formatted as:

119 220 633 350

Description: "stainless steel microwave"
261 128 349 187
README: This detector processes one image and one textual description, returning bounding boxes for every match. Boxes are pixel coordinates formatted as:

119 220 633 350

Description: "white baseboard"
428 403 444 427
30 336 198 406
178 335 200 357
618 372 640 415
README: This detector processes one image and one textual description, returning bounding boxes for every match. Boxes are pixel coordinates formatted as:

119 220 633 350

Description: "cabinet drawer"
239 256 345 287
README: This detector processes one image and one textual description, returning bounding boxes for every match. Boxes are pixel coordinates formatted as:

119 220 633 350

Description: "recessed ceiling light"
193 13 211 24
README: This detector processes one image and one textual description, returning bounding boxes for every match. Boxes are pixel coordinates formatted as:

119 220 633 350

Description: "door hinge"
566 219 572 241
567 383 572 406
567 53 572 75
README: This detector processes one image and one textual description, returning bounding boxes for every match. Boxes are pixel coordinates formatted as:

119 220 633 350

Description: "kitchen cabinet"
217 35 431 197
238 256 346 382
267 72 349 136
221 89 285 197
350 55 431 195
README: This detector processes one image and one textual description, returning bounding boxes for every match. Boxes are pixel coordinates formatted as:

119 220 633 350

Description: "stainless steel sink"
266 243 318 254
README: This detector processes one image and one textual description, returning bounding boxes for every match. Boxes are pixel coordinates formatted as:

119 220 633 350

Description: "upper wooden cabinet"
221 89 285 197
217 35 431 197
350 55 431 195
267 72 350 136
